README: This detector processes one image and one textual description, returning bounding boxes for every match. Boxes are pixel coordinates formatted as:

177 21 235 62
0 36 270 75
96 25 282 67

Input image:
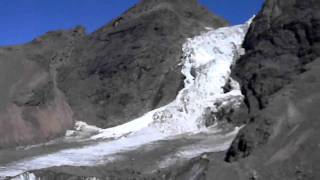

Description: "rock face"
0 28 84 148
57 0 227 128
0 0 227 148
224 0 320 179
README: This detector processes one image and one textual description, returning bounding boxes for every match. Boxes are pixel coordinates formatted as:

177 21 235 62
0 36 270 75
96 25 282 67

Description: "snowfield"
2 21 251 178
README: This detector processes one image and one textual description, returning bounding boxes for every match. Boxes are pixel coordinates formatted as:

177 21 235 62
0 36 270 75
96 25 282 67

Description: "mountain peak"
93 0 227 37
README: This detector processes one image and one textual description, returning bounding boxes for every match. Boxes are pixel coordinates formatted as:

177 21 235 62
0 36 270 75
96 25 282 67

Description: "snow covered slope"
2 21 250 178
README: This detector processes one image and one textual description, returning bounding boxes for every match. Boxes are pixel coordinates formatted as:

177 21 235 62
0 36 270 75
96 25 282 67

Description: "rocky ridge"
223 0 320 179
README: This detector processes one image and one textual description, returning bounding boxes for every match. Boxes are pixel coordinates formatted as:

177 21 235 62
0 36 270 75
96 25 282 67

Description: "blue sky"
0 0 263 46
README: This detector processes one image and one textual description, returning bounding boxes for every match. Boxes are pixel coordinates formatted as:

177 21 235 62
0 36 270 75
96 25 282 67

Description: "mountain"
2 18 250 180
56 0 227 128
1 0 320 179
0 0 226 148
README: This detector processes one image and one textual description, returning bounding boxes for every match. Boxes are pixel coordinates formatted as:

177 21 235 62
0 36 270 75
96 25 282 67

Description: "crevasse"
3 21 251 179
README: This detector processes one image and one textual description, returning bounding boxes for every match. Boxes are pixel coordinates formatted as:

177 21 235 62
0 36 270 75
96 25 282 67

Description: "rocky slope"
0 0 227 148
223 0 320 179
0 28 84 148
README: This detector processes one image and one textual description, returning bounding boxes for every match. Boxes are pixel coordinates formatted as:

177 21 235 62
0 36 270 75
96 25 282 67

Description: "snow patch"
64 121 102 140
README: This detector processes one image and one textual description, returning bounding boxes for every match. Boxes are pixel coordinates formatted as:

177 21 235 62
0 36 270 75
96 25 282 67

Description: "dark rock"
225 0 320 179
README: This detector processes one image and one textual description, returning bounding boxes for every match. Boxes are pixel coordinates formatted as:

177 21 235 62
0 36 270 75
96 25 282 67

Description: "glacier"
89 21 250 140
1 21 250 179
